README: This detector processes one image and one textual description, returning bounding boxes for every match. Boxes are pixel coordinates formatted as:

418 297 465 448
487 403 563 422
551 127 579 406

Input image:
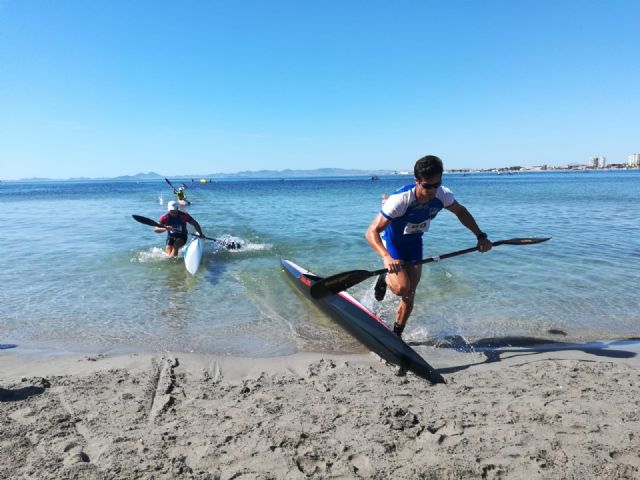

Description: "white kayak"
183 236 204 275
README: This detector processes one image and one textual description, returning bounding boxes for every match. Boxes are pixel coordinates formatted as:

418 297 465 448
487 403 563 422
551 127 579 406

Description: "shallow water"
1 170 639 355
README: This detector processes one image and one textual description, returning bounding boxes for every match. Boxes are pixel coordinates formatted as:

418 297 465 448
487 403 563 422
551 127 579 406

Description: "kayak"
281 258 445 384
184 236 204 275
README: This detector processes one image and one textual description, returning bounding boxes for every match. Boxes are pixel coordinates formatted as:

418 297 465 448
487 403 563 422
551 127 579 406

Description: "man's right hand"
383 255 403 274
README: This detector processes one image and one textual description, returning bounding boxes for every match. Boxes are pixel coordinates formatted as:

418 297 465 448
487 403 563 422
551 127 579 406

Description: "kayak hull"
184 236 204 275
281 258 444 384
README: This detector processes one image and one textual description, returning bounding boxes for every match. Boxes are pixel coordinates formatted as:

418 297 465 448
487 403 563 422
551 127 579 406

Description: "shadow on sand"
0 384 48 402
411 336 640 376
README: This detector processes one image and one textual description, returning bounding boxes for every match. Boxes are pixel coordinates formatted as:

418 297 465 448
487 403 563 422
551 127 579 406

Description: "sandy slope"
1 345 639 479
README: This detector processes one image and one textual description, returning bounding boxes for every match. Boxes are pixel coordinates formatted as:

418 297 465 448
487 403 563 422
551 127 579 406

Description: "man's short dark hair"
414 155 443 179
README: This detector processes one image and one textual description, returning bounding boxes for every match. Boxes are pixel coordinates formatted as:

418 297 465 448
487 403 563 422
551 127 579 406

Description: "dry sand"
2 341 640 479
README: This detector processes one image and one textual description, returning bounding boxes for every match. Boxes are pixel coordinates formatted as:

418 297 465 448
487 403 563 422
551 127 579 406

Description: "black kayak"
281 258 445 384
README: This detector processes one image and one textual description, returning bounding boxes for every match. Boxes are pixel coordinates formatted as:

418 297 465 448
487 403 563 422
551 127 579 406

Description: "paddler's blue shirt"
380 184 455 262
159 211 192 238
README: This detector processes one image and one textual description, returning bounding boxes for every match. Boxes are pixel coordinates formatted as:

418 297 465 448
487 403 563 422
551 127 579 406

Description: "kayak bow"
184 236 204 275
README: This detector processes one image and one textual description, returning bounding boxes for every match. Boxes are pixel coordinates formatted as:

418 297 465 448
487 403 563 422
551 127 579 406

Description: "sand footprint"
203 359 223 384
147 356 179 422
349 453 373 477
62 442 90 467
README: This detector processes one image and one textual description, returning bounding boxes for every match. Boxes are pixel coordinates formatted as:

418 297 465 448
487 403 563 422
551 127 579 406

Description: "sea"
1 170 639 357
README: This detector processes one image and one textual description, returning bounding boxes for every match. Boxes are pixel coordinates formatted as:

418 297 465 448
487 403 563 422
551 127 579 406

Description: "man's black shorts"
166 234 188 246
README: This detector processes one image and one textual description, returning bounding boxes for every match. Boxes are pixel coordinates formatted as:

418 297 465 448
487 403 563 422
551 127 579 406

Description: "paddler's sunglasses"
418 180 442 190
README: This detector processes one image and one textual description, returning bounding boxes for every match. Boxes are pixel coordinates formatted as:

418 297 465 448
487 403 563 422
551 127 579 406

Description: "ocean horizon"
4 165 638 183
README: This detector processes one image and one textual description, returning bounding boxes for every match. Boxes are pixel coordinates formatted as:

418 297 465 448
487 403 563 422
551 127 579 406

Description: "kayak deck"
184 236 204 275
281 258 445 384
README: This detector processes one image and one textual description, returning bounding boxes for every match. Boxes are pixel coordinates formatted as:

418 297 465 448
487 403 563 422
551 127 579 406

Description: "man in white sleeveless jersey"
366 155 492 338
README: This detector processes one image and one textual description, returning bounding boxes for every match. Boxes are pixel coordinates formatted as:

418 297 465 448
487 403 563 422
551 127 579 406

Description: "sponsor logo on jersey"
403 222 428 235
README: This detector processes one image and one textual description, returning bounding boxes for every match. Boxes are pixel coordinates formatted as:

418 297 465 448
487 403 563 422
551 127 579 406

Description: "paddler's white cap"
167 200 179 211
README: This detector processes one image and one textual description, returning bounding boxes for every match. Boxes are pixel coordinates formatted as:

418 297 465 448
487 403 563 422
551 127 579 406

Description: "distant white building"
629 154 640 168
589 156 606 169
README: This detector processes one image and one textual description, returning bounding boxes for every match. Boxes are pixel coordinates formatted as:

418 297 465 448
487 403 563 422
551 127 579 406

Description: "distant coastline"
5 168 399 183
3 165 639 183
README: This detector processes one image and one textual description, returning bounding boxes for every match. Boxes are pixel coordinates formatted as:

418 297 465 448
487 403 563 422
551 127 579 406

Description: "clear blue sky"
1 0 638 179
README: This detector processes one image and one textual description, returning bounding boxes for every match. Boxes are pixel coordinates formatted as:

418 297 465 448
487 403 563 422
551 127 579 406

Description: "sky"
1 0 639 180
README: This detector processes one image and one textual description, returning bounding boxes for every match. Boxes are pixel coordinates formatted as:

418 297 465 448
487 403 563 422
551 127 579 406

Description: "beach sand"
2 342 640 479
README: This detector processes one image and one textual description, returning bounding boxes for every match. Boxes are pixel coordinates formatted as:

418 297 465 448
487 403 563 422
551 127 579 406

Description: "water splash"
213 234 272 252
133 247 179 263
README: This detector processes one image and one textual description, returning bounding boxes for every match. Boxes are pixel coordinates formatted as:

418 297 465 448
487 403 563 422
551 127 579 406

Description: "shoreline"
2 341 639 478
3 332 639 360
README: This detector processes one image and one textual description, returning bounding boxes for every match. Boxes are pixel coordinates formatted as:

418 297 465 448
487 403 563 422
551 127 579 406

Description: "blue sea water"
1 171 639 356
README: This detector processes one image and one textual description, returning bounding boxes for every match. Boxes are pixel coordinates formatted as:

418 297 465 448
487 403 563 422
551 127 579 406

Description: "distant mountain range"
12 168 401 182
10 172 166 182
209 168 397 178
113 172 165 180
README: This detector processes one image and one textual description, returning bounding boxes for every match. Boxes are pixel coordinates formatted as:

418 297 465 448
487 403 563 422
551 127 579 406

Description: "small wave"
240 242 272 252
132 247 184 263
158 195 164 205
404 324 433 345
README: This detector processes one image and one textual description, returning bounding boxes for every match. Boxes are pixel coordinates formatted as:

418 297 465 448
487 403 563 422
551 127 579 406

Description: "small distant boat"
371 175 380 181
199 178 208 184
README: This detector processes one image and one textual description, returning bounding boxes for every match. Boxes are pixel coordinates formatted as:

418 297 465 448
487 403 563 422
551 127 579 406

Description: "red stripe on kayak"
285 260 388 330
338 292 388 328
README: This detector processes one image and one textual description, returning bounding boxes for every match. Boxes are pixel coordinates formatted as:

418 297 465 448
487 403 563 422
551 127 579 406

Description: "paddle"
165 177 191 205
164 177 177 192
132 214 241 250
309 237 551 299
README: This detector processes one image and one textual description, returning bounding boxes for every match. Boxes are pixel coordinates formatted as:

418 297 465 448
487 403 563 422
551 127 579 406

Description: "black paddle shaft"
131 214 240 249
165 177 177 193
309 237 551 299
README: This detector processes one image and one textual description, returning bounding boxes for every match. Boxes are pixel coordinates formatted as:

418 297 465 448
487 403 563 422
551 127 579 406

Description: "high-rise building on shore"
589 156 606 168
630 154 640 168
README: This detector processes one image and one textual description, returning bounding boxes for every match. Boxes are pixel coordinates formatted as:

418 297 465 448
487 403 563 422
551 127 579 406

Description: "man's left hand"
478 238 492 253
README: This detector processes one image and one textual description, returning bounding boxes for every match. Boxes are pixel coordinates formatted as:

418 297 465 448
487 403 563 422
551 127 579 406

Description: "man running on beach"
365 155 492 338
155 201 204 256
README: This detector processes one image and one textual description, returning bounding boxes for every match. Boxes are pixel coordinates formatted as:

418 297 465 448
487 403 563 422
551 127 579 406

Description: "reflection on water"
158 263 195 331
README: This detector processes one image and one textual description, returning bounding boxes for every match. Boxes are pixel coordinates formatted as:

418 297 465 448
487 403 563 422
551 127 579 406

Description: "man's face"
415 175 442 201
